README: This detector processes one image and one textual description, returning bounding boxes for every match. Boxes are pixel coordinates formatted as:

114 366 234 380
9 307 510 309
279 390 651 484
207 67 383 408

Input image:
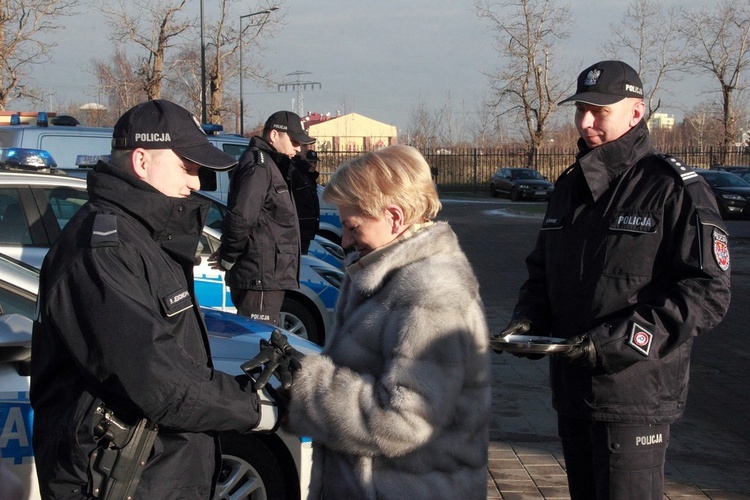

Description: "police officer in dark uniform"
290 148 321 254
30 100 279 498
494 61 732 499
210 111 314 326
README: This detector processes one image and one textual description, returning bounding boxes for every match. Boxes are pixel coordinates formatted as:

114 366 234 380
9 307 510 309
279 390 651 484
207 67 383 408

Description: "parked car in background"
0 115 112 170
0 252 319 499
0 150 342 345
709 165 750 176
489 167 554 201
695 169 750 219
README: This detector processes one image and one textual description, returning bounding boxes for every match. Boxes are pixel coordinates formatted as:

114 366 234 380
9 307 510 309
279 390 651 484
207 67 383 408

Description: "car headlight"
517 183 530 189
722 193 745 201
318 241 345 260
311 266 344 289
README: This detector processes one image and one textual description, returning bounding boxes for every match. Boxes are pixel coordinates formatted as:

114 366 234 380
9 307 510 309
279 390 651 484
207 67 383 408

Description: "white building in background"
648 112 675 131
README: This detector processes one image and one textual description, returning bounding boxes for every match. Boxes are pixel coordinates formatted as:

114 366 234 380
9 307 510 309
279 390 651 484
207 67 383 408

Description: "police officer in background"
31 100 278 498
290 147 321 254
211 111 314 326
494 61 731 499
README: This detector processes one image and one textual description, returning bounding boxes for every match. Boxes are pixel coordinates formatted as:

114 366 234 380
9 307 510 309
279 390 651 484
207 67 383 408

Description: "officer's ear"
131 148 149 182
630 100 646 127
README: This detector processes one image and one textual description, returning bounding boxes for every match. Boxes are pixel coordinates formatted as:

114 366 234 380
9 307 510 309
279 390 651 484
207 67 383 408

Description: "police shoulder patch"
713 228 730 271
91 212 119 248
628 321 653 357
654 154 699 185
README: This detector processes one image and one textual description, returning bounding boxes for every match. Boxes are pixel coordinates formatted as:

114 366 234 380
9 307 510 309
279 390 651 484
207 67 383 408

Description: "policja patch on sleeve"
713 229 730 271
628 322 653 357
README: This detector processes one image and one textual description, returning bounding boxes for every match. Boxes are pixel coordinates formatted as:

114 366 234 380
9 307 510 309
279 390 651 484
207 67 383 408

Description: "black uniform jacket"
30 162 261 499
220 135 300 290
289 156 320 251
514 121 731 424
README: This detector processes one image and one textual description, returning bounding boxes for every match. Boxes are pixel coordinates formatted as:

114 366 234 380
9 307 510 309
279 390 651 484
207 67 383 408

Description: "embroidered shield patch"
628 322 653 357
713 229 730 272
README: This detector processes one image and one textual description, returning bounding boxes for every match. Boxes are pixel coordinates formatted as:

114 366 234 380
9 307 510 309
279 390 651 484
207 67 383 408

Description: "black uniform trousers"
558 416 670 500
230 288 285 326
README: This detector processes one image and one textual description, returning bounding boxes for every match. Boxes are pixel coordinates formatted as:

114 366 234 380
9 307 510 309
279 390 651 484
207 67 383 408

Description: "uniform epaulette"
90 212 119 248
254 149 266 166
558 164 577 179
655 153 700 185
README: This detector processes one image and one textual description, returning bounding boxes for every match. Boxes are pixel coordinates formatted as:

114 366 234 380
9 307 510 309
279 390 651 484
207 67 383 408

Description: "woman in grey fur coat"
283 145 491 499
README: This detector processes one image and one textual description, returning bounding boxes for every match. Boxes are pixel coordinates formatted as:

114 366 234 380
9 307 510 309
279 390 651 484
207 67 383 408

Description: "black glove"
558 334 597 369
267 330 304 389
241 338 284 389
241 330 304 390
492 318 545 360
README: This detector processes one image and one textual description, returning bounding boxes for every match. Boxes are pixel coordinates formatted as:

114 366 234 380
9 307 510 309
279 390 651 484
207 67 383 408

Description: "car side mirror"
200 168 217 191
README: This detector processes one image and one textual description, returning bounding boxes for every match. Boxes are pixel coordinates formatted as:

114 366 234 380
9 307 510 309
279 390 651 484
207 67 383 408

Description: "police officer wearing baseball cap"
31 100 278 498
494 61 731 499
211 110 315 326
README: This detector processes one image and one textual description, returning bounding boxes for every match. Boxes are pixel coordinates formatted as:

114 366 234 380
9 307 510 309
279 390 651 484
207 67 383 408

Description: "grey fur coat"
285 221 491 499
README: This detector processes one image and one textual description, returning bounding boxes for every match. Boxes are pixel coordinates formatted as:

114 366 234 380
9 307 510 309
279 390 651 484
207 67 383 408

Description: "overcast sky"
30 0 711 135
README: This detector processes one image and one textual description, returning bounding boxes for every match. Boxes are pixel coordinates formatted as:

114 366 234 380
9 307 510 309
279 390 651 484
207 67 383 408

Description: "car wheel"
281 296 322 345
216 434 289 500
489 184 498 197
510 187 519 202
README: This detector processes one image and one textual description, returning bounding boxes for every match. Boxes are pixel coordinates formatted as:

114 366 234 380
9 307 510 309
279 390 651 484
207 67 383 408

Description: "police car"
0 115 343 244
0 252 319 499
0 149 343 345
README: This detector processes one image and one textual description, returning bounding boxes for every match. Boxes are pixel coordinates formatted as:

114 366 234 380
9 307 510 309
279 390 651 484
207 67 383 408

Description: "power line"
277 70 321 116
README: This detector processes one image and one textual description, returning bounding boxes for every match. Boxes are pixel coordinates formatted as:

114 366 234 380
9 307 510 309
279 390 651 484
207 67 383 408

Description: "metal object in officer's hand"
491 334 578 354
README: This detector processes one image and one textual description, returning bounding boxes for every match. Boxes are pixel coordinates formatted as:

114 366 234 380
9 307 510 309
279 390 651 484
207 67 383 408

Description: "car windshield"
511 169 543 180
707 173 750 188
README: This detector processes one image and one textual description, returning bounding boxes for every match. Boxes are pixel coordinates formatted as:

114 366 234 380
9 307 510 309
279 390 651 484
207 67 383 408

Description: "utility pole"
277 71 321 117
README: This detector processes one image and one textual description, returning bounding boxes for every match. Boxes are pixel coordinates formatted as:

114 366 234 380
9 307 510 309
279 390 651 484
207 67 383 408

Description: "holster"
88 404 158 499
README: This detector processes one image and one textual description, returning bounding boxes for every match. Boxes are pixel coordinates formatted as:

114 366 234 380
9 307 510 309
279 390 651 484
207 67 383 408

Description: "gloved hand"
558 334 597 369
241 330 304 390
267 330 304 389
241 337 284 389
492 318 545 360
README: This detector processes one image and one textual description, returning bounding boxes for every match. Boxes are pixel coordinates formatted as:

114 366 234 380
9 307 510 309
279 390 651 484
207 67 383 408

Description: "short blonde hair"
323 145 441 224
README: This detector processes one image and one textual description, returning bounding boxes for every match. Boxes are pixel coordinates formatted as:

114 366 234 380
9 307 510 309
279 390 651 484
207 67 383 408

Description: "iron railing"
315 146 750 193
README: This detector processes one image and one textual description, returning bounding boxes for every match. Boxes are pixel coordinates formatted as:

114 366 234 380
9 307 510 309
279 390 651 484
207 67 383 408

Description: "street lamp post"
239 7 278 136
200 0 207 123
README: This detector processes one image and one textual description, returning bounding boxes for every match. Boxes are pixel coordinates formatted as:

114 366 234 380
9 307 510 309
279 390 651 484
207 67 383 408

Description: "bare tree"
602 0 682 121
204 0 278 125
161 0 280 128
93 49 147 122
476 0 572 160
407 100 443 150
469 96 507 149
683 101 725 150
100 0 192 100
0 0 79 109
679 0 750 149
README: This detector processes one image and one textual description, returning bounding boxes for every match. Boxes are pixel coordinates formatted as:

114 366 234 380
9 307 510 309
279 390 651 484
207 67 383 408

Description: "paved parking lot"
440 198 750 500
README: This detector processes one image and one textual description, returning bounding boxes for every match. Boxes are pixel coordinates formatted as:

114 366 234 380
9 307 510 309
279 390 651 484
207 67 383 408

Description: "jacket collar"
576 120 654 201
250 135 289 167
87 161 208 268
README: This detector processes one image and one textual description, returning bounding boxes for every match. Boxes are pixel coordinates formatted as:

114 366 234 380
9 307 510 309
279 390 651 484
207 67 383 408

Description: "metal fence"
315 145 750 193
